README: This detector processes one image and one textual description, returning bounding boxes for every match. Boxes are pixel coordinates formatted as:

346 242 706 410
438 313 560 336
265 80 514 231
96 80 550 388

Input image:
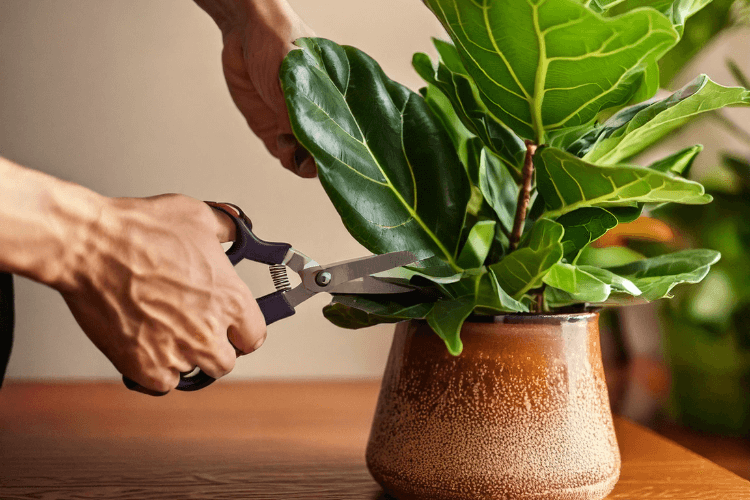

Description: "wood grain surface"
0 381 748 499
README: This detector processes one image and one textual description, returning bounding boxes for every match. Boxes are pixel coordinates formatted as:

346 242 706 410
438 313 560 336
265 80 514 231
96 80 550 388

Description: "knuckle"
149 371 178 394
215 346 236 375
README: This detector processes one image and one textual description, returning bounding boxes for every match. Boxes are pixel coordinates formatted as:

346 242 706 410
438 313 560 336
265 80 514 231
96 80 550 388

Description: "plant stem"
509 140 537 251
536 288 545 313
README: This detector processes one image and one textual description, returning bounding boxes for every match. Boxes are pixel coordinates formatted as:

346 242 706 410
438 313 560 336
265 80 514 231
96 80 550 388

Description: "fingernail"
252 335 266 351
277 133 297 150
294 147 311 171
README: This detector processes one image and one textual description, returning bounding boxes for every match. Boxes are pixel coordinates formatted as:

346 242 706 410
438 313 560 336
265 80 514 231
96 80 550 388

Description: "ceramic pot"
366 313 620 500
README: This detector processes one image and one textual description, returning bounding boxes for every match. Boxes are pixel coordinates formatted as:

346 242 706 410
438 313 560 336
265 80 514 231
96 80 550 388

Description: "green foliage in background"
656 153 750 435
280 0 749 355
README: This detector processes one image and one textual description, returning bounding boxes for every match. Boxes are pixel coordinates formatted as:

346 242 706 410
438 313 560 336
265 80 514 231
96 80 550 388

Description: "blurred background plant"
656 152 750 437
598 0 750 464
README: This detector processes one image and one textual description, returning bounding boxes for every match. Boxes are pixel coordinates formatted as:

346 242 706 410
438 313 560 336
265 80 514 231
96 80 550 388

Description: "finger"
294 148 317 178
208 204 238 243
278 143 316 178
276 133 299 175
190 333 237 379
226 287 267 355
277 134 316 178
272 90 311 177
123 376 170 397
126 367 180 395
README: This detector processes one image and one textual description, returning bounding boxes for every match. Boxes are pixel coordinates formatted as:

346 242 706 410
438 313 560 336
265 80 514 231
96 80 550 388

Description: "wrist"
194 0 299 37
193 0 246 36
242 0 298 32
49 184 107 293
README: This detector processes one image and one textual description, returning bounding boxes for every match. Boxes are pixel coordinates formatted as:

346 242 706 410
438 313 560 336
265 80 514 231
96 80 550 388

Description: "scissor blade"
323 251 420 288
328 275 416 295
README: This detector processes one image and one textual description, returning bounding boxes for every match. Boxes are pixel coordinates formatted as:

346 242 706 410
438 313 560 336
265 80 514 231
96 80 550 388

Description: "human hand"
196 0 316 177
61 194 266 393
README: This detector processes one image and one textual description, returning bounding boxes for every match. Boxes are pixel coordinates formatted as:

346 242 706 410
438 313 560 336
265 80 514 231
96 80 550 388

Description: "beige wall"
0 0 445 379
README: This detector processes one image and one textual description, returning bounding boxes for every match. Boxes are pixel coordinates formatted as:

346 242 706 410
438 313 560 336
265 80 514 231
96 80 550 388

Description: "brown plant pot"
366 313 620 500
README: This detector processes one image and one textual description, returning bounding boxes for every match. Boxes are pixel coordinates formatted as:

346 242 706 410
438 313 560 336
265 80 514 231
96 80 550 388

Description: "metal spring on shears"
269 264 291 291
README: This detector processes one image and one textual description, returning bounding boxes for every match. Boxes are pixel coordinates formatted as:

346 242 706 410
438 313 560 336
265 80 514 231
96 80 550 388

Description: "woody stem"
509 140 537 251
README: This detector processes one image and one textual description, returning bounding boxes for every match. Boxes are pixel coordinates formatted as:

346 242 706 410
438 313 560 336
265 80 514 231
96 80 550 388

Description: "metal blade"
299 250 424 295
281 283 317 309
314 251 419 289
329 250 418 278
328 275 416 294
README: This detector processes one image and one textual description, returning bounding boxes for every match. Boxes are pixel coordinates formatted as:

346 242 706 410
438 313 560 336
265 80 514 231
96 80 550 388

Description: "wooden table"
1 382 748 499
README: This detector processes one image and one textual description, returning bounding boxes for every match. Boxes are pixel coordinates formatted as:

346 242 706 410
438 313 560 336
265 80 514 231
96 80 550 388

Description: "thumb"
206 202 239 243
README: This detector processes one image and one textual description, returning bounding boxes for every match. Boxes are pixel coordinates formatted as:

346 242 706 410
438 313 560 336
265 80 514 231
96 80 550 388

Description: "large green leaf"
422 91 486 217
593 0 714 107
413 42 525 171
647 145 702 176
329 269 527 355
544 263 643 307
281 38 470 267
543 258 645 307
593 0 713 35
605 249 721 300
583 75 750 164
592 0 734 89
535 146 712 219
323 295 435 329
566 101 653 157
444 270 529 313
543 263 612 303
579 266 642 295
421 83 475 174
426 270 528 355
544 264 652 307
426 296 476 355
457 220 496 269
557 207 624 263
423 0 679 142
489 219 565 299
482 270 530 313
478 148 518 235
323 303 400 329
577 246 646 268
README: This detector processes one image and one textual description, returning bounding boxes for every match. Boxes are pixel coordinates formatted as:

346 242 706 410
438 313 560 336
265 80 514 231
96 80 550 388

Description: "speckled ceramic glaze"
366 313 620 500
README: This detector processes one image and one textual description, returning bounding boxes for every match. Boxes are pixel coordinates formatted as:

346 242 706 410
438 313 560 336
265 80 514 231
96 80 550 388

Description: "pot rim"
465 309 600 325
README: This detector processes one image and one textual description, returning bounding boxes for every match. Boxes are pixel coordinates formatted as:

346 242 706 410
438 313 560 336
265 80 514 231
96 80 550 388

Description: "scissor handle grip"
123 202 293 395
214 203 291 266
257 289 296 325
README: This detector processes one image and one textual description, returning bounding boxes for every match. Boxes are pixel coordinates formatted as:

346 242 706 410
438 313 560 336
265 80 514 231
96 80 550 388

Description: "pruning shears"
123 202 419 395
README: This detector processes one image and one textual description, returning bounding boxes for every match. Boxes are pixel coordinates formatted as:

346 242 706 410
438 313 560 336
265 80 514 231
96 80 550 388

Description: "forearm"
0 156 102 292
193 0 316 176
193 0 298 36
193 0 243 34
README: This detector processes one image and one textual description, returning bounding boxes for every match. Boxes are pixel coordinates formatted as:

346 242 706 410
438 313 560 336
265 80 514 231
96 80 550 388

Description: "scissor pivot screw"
315 271 332 287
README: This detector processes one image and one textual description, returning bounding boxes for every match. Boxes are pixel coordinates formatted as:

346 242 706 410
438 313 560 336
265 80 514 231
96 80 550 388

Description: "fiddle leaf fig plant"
279 0 748 355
